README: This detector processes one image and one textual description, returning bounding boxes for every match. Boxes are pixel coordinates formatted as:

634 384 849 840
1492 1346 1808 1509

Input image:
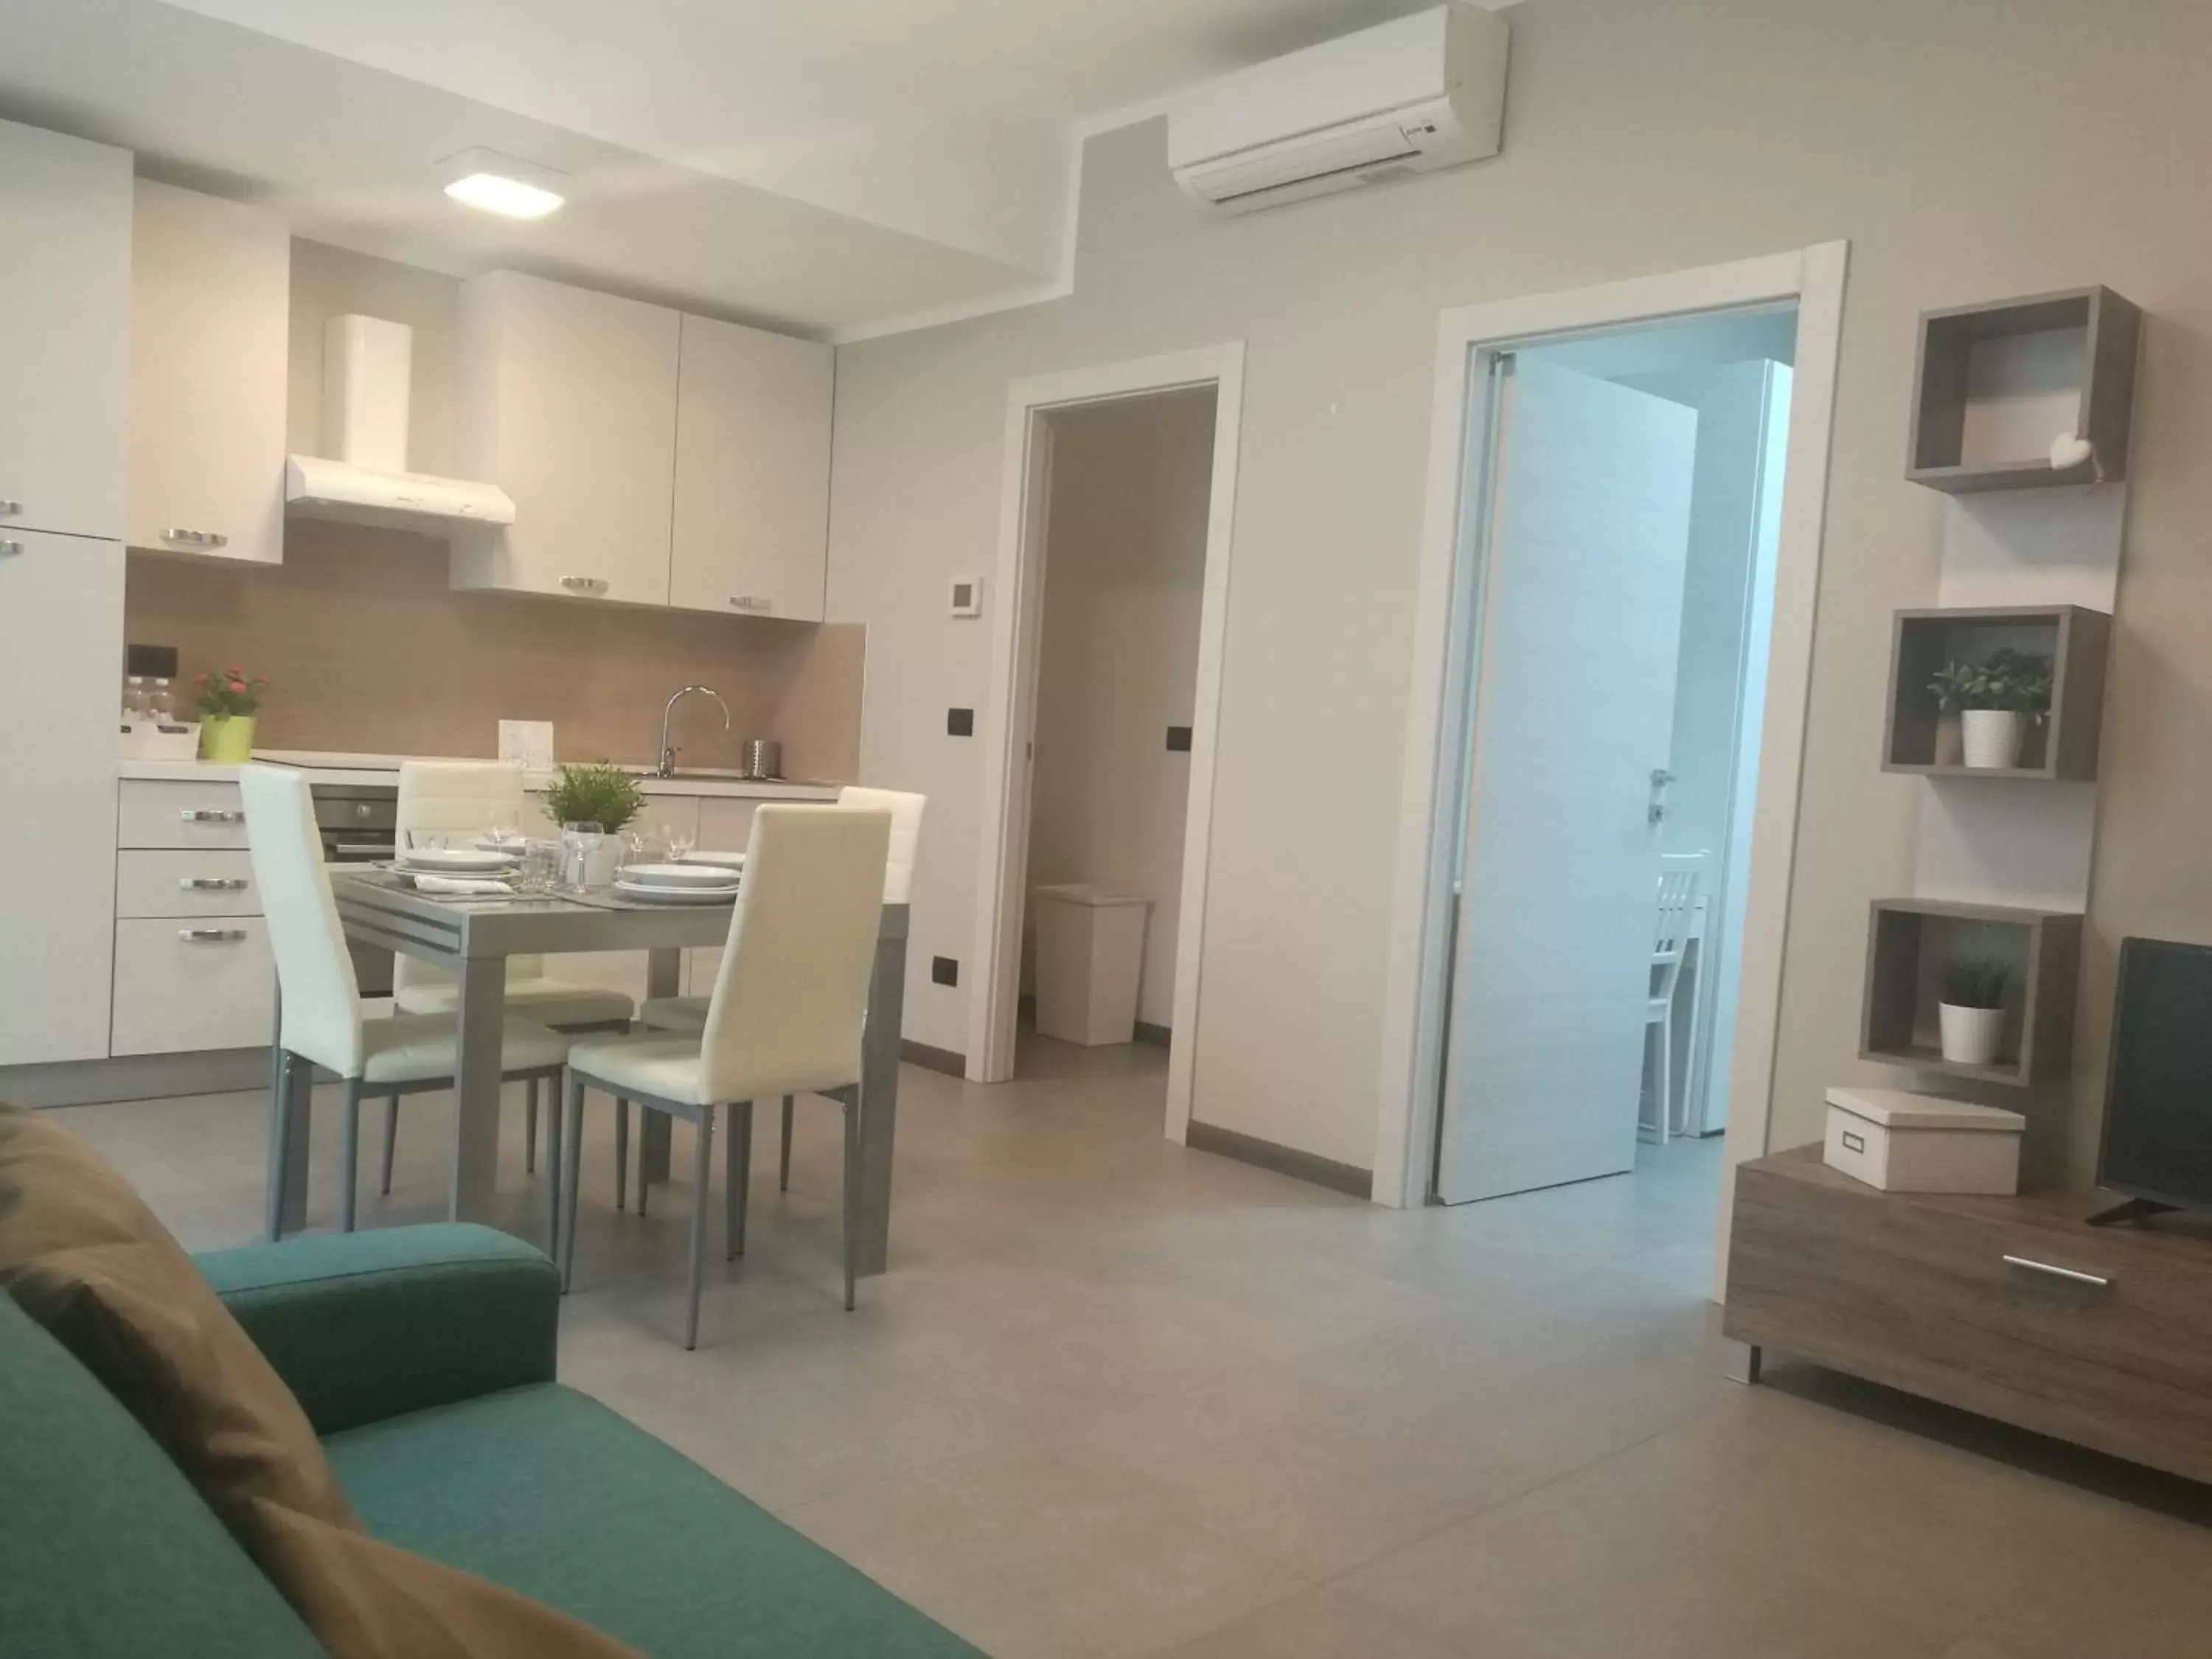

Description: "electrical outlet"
947 707 975 737
950 576 983 617
931 956 959 987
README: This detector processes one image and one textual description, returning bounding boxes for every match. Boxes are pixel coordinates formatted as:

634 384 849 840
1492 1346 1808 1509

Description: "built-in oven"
310 782 397 997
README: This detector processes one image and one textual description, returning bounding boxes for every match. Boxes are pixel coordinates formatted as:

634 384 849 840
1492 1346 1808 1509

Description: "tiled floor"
54 1035 2212 1658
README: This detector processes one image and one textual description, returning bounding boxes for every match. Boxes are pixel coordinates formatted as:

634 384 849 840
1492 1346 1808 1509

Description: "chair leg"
614 1097 630 1211
727 1100 753 1261
841 1092 860 1312
1655 1015 1673 1147
525 1078 539 1175
379 1093 400 1195
779 1095 794 1192
686 1107 715 1351
543 1077 563 1254
339 1077 364 1234
561 1073 586 1294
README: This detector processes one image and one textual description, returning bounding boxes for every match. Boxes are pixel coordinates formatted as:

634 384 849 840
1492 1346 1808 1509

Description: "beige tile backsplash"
125 520 862 782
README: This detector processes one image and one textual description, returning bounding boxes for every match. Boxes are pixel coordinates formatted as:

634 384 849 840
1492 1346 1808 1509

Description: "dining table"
264 869 909 1280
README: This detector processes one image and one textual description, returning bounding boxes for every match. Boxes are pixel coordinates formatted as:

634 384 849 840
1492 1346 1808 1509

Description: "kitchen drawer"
119 779 249 849
1726 1153 2212 1484
114 849 260 918
111 915 274 1056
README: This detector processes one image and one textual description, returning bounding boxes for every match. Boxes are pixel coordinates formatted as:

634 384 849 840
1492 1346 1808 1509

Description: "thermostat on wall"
950 576 984 618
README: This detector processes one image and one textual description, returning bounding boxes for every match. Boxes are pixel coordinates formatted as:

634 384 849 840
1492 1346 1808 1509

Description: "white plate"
621 862 742 888
398 848 518 873
683 850 747 871
473 835 529 853
614 879 738 905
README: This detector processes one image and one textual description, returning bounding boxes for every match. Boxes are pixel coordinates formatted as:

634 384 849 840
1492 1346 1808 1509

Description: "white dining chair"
238 765 572 1239
557 805 892 1346
1643 851 1707 1145
635 785 923 1196
387 760 636 1192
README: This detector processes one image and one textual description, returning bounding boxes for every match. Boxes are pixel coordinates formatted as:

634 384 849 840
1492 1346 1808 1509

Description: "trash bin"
1030 883 1152 1046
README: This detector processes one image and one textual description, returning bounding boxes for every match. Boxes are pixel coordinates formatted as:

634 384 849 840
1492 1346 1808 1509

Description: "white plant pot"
1960 709 2025 770
1938 1001 2006 1068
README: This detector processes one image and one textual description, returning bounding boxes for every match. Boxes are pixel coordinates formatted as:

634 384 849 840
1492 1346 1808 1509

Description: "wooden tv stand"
1723 1145 2212 1484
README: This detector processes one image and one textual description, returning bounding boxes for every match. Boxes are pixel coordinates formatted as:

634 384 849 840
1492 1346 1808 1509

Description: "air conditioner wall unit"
1169 4 1509 214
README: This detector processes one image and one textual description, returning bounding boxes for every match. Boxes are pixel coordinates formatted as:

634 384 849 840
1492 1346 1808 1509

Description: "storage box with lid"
1822 1086 2024 1194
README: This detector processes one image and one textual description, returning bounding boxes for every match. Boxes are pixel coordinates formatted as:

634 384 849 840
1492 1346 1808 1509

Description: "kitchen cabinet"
0 533 124 1065
116 779 252 850
668 313 831 622
126 181 290 566
452 271 681 605
111 917 275 1057
0 119 130 542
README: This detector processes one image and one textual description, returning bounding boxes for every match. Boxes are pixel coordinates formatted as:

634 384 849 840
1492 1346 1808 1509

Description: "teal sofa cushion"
324 1382 982 1659
0 1293 327 1659
198 1223 559 1435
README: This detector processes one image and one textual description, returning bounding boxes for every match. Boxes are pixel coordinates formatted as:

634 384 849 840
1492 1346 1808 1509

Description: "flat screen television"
2096 936 2212 1220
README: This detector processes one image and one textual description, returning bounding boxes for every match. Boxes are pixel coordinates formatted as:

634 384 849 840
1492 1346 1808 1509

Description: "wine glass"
664 821 695 863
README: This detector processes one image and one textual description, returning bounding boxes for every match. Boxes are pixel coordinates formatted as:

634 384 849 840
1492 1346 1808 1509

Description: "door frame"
1370 246 1848 1293
965 342 1247 1145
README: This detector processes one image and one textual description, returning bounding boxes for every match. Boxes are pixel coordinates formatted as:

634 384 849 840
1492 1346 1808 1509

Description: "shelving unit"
1880 605 2110 780
1906 286 2141 493
1859 898 2081 1088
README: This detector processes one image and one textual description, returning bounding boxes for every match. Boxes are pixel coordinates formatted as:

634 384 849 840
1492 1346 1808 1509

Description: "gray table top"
331 868 906 962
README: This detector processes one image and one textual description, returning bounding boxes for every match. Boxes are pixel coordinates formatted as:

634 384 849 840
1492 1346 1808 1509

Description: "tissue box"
1823 1087 2023 1194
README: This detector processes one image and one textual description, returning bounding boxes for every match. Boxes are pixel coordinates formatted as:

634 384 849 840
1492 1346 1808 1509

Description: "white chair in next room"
1642 850 1707 1145
557 804 891 1346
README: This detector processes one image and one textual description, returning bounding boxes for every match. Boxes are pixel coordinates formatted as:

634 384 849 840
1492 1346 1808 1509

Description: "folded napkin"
408 874 516 897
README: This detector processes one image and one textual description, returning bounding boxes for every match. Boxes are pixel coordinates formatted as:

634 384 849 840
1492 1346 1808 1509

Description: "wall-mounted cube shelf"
1906 286 2141 493
1881 605 2110 780
1860 898 2081 1087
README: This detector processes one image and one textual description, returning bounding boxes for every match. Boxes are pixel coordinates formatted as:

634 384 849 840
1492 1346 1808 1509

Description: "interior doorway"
1432 307 1795 1209
1016 389 1217 1077
967 344 1246 1142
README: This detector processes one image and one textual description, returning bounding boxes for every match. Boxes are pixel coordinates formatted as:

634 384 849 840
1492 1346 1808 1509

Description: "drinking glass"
405 829 448 856
517 839 560 894
484 811 520 852
560 821 605 890
664 821 695 863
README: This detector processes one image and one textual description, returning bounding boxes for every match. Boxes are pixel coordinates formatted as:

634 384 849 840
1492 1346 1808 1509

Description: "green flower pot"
199 714 256 763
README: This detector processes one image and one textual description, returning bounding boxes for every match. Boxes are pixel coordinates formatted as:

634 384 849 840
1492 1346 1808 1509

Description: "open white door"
1436 355 1697 1203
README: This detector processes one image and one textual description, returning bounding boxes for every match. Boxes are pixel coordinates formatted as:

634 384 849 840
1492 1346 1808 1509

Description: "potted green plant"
539 763 644 886
1928 648 2053 771
192 666 270 763
1936 954 2010 1066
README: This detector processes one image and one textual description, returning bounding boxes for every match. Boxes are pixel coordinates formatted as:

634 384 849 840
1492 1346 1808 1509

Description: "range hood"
285 313 515 533
285 455 515 529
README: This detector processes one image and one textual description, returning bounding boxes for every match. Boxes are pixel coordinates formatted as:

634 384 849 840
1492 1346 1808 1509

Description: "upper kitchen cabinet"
668 313 832 622
0 119 130 541
127 180 290 566
452 270 681 605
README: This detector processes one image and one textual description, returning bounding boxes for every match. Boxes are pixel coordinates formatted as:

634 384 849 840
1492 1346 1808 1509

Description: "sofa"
0 1221 981 1658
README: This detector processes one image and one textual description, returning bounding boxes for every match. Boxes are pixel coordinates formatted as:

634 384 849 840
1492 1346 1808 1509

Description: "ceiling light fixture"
441 148 568 220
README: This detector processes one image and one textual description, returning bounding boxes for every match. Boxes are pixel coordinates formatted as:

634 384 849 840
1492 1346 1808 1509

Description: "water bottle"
122 675 147 723
147 678 175 724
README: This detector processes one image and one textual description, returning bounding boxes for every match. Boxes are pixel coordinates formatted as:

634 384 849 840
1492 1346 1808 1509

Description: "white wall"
827 0 2212 1180
1026 389 1216 1032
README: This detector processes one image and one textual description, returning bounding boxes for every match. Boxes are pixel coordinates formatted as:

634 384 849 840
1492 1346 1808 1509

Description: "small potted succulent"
193 666 270 763
1935 954 2010 1067
1928 648 2053 771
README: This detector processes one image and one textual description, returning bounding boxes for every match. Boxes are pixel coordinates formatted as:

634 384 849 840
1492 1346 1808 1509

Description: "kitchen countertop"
118 749 842 800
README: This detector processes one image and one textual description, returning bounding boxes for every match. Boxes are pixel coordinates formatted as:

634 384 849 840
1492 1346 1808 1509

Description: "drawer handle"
0 540 21 557
180 808 246 823
179 877 248 891
161 527 230 549
178 928 248 943
0 498 20 515
728 595 772 612
560 575 608 594
2003 1254 2110 1289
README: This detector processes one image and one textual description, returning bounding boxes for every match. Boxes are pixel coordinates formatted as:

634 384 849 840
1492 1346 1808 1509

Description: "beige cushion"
360 1015 568 1087
0 1104 642 1659
636 995 707 1033
394 978 636 1031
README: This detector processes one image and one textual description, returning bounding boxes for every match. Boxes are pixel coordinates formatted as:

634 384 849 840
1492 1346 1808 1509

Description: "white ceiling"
0 0 1458 338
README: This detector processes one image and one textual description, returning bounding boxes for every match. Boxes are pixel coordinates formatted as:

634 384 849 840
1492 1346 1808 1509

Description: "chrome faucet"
658 684 730 777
